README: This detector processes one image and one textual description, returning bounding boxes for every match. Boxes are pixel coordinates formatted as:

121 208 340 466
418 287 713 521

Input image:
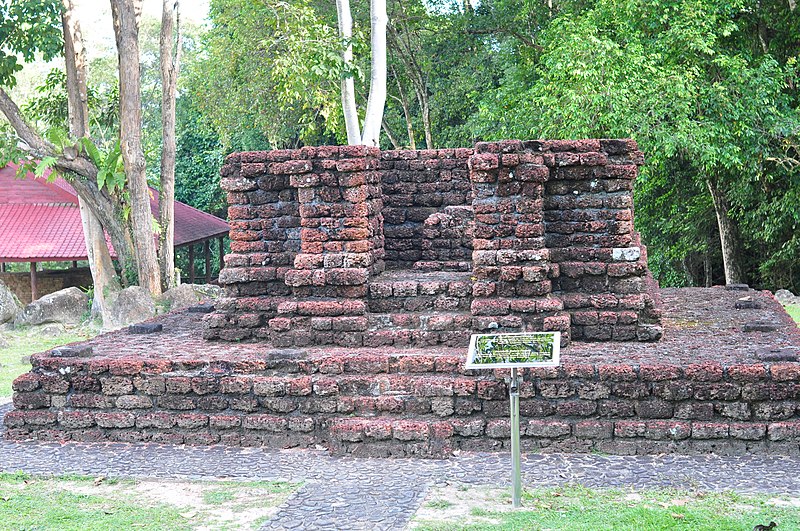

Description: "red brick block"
136 412 176 429
598 364 637 381
638 365 682 381
210 415 242 429
645 421 691 440
730 423 766 440
95 412 135 429
253 377 286 396
220 376 253 394
771 364 800 382
287 376 313 396
116 395 154 409
243 414 288 432
393 420 430 441
684 363 724 382
175 413 209 429
165 377 192 394
727 364 767 382
575 420 613 439
526 420 571 438
768 421 800 441
692 422 729 439
13 392 50 409
108 360 144 376
101 377 134 396
12 373 41 392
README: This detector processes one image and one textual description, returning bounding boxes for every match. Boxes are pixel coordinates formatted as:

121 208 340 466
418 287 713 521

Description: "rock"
14 287 88 327
0 279 22 324
159 284 223 313
775 289 798 303
193 283 223 300
735 296 762 310
0 335 8 349
105 286 156 330
743 320 781 332
159 284 203 312
725 284 750 291
612 247 641 261
128 323 163 334
29 323 66 337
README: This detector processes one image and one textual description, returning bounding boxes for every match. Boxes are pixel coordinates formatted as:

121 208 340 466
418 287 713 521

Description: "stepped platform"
5 287 800 458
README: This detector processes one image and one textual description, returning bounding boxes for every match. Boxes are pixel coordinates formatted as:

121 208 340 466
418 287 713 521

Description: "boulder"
159 283 204 312
14 287 88 327
0 279 22 324
105 286 156 330
775 289 798 304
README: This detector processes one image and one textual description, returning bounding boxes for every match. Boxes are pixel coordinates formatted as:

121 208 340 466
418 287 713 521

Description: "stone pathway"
2 403 800 530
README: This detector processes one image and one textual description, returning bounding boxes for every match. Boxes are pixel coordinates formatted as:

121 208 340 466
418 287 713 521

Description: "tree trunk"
706 178 746 285
360 0 388 146
62 0 121 324
390 65 415 149
335 0 361 144
111 0 162 296
158 0 181 291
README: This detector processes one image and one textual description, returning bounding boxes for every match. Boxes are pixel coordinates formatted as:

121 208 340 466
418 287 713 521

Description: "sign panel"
465 331 560 369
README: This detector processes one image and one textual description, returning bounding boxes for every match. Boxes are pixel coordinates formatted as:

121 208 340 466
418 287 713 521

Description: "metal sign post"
464 331 561 510
509 367 522 508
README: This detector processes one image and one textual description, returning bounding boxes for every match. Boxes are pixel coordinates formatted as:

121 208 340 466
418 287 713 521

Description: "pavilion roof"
0 164 229 262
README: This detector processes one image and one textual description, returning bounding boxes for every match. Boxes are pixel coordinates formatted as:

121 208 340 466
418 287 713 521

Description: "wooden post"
30 262 38 302
218 237 224 275
204 240 211 283
188 244 195 284
72 260 78 268
0 262 5 272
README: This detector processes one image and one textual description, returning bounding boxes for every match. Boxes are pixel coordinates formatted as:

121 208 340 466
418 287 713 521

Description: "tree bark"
335 0 361 144
62 0 121 324
360 0 388 146
707 178 746 285
111 0 162 295
158 0 181 291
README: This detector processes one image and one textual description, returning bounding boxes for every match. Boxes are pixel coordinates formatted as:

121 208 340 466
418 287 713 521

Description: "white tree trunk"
360 0 387 146
336 0 361 144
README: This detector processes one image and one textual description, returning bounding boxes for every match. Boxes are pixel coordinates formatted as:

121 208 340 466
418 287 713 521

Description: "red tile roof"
0 164 229 262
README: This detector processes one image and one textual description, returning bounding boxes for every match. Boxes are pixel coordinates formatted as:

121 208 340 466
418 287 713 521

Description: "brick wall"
8 350 800 457
208 139 662 346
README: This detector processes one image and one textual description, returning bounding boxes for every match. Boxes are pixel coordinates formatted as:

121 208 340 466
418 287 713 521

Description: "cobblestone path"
2 403 799 530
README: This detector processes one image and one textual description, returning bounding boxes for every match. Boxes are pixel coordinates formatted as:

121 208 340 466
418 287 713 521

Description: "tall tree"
336 0 387 146
110 0 161 296
158 0 181 290
61 0 121 321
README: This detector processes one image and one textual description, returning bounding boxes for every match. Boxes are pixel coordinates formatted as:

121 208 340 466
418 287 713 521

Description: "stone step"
412 260 472 272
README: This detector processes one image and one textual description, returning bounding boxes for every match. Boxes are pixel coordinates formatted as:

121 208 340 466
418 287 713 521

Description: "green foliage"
0 0 62 88
189 0 347 149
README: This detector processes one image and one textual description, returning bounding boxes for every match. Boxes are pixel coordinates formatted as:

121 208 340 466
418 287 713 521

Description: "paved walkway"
2 403 799 530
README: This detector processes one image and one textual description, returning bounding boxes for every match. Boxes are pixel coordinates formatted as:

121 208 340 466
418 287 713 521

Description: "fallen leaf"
671 499 690 506
94 476 106 486
552 492 562 497
180 511 197 519
671 513 685 519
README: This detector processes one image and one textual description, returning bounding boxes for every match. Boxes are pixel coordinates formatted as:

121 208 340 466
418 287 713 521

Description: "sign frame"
465 331 560 370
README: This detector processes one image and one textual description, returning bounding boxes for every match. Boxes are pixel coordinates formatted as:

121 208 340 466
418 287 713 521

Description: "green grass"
785 304 800 325
0 473 299 531
413 485 800 531
0 328 95 398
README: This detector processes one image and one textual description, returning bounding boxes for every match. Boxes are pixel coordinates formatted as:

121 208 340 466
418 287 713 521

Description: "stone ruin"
206 139 663 347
